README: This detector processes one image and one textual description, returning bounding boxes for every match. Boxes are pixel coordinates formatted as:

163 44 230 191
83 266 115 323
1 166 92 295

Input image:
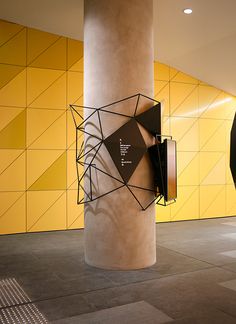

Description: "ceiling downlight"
183 8 193 14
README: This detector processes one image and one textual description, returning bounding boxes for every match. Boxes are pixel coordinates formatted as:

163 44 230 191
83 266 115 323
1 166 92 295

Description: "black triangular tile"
135 103 161 136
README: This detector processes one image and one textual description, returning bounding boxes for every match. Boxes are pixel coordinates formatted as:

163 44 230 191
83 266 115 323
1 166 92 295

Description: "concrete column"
84 0 156 269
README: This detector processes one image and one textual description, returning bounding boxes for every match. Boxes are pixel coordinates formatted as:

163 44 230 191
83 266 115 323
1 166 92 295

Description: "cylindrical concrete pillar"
84 0 156 269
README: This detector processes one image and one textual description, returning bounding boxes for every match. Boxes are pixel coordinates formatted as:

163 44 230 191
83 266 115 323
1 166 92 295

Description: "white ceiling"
155 0 236 96
1 0 236 95
0 0 84 40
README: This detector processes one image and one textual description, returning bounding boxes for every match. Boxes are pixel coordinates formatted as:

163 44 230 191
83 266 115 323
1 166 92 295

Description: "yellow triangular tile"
69 57 84 72
156 204 171 222
172 87 198 117
0 193 26 234
0 191 24 217
29 151 66 190
154 80 168 96
178 121 199 151
27 28 60 65
29 113 66 149
73 95 84 106
200 152 224 184
0 69 26 107
154 83 170 116
170 67 179 80
0 20 24 46
199 81 210 86
0 149 24 174
222 93 236 120
199 85 221 116
0 28 26 65
154 62 169 81
201 91 226 119
226 185 236 216
201 154 226 185
201 120 226 152
27 109 64 147
68 215 84 229
67 71 83 105
225 120 233 152
0 64 25 89
67 152 83 190
162 116 170 135
27 190 65 230
178 152 199 185
200 185 225 218
0 109 26 149
177 152 198 175
67 190 84 229
27 150 64 188
29 73 66 109
171 186 199 221
173 187 199 221
28 192 66 232
27 67 64 106
171 71 199 85
170 117 198 143
67 150 78 189
170 82 196 114
0 107 24 130
226 155 234 185
0 152 25 191
67 39 83 70
30 37 67 70
199 119 222 150
67 110 81 150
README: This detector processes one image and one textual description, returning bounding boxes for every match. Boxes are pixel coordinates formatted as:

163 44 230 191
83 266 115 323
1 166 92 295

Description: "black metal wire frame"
78 160 159 210
69 93 172 210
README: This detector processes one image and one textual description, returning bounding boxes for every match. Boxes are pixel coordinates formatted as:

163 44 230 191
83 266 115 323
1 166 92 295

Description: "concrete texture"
52 301 173 324
83 0 156 269
219 278 236 292
220 250 236 258
221 233 236 239
1 217 236 323
222 222 236 226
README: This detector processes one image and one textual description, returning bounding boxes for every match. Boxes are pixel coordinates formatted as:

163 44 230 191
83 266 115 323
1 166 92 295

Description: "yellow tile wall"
154 62 236 222
0 19 235 234
0 20 84 234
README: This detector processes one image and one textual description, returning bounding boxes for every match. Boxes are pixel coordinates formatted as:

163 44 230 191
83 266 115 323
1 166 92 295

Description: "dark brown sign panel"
104 119 147 183
148 139 177 202
230 113 236 187
165 139 177 201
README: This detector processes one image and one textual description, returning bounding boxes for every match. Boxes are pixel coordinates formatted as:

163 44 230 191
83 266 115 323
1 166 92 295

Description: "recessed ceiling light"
183 8 193 14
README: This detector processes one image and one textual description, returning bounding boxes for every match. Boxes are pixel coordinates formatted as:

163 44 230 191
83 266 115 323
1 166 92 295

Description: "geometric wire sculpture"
70 93 175 210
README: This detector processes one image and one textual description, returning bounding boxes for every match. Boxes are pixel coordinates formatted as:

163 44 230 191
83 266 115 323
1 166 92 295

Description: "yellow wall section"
0 20 83 234
0 19 235 234
154 63 236 222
